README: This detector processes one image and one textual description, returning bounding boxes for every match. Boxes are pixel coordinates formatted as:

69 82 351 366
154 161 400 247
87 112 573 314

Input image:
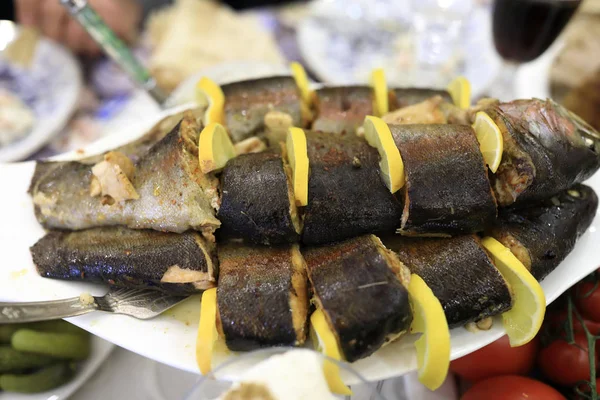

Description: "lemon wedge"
196 77 225 126
472 111 504 173
446 76 471 110
286 127 309 206
363 116 405 193
370 68 389 116
291 62 314 108
310 309 352 396
198 122 236 174
196 288 218 375
408 274 450 391
481 237 546 347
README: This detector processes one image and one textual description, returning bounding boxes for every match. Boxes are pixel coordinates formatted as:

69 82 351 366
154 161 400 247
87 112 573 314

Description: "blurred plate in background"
0 21 81 163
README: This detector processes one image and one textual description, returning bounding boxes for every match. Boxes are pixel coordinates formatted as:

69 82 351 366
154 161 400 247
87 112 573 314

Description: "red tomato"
461 375 566 400
546 308 600 335
575 282 600 323
450 335 539 382
538 333 595 386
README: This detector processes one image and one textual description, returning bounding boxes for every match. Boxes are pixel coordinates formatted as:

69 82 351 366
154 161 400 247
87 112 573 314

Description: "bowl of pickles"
0 320 92 394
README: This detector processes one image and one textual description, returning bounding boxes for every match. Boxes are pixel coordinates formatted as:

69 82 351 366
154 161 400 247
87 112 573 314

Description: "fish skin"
217 243 308 351
218 151 300 245
386 235 512 328
389 124 497 236
487 99 600 205
222 76 303 143
490 184 598 281
29 114 220 235
390 88 453 110
303 235 412 362
312 86 373 135
30 227 217 295
301 131 403 245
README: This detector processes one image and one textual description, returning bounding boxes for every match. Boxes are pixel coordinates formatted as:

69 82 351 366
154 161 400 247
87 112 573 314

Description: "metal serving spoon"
0 287 188 323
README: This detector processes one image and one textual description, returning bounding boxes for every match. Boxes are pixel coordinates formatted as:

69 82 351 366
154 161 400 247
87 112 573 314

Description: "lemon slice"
363 116 405 193
198 122 236 174
196 77 225 126
286 127 309 206
472 111 504 173
196 288 218 375
370 68 389 116
408 274 450 391
446 76 471 110
291 62 314 108
310 309 352 395
481 237 546 347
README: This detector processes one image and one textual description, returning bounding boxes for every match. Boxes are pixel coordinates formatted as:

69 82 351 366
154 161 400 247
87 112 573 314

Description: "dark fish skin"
301 131 403 245
218 152 300 245
30 227 217 295
217 243 308 351
29 114 220 235
489 184 598 281
312 86 373 135
389 124 497 236
222 76 303 143
385 235 512 328
303 235 412 362
390 88 453 110
486 99 600 206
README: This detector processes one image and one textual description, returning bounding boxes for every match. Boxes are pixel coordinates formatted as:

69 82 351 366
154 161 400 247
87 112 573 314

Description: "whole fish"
31 227 218 295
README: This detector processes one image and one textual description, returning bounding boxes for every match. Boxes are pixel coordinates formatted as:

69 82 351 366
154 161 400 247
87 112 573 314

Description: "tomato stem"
570 293 597 400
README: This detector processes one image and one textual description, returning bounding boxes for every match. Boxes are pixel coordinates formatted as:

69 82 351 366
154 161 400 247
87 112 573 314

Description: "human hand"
15 0 142 57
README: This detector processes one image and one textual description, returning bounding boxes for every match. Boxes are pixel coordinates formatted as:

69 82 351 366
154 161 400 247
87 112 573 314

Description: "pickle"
0 363 75 393
25 320 88 336
0 346 55 373
12 330 91 361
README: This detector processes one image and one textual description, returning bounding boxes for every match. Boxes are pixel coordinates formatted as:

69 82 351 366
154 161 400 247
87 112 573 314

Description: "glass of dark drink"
490 0 581 100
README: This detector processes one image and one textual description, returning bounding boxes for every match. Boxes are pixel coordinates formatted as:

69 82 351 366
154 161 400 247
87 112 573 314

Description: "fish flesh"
489 184 598 281
312 86 373 135
303 235 412 362
484 99 600 205
31 227 217 295
301 131 403 245
386 235 512 327
29 113 220 236
389 124 497 236
389 88 453 110
222 77 304 143
217 243 308 351
218 151 300 245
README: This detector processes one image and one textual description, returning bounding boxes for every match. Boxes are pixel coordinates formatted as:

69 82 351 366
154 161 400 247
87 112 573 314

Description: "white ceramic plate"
0 106 598 383
0 23 82 162
0 336 113 400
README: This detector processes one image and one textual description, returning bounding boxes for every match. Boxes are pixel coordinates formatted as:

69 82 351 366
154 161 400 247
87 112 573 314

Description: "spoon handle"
0 298 97 323
60 0 167 105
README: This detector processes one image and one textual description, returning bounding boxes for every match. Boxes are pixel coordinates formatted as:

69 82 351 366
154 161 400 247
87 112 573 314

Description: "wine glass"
489 0 582 100
183 347 387 400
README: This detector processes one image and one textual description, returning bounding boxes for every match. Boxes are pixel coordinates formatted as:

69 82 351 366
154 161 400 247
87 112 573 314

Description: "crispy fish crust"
301 131 403 245
217 243 308 351
218 151 300 245
489 184 598 281
30 227 217 295
29 114 220 235
312 86 373 135
303 235 412 362
386 235 512 328
485 99 600 205
389 88 452 110
222 76 303 143
390 124 497 236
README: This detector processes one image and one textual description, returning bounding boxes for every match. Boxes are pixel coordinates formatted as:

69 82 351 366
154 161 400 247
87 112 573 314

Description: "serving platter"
0 105 598 383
